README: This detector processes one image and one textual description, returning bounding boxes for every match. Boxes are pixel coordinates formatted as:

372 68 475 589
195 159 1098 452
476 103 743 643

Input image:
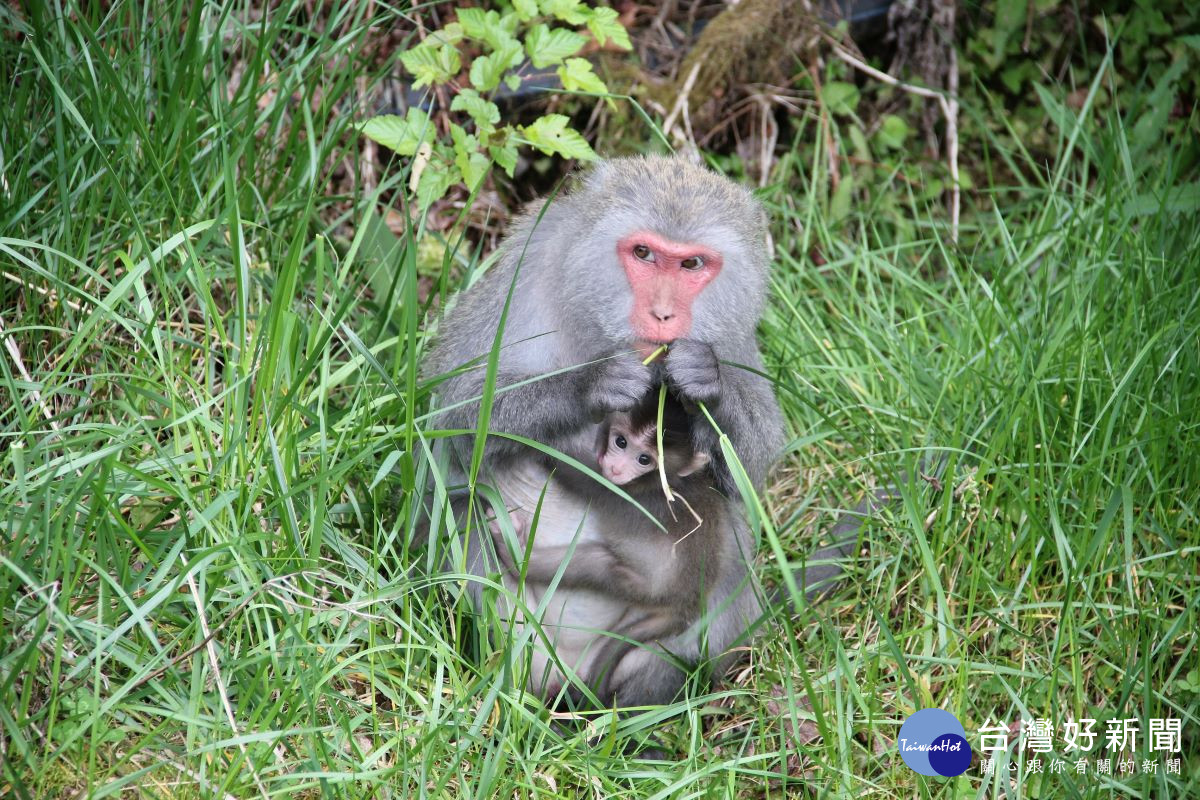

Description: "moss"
650 0 818 129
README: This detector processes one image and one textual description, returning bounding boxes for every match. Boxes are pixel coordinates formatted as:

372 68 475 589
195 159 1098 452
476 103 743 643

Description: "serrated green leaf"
525 24 587 69
520 114 596 161
823 81 859 115
451 89 501 133
587 6 631 50
504 74 522 92
457 8 520 53
557 57 607 95
469 56 499 92
465 151 491 189
498 10 520 37
454 130 491 189
426 22 464 47
398 43 460 89
875 114 910 150
469 40 523 91
500 37 526 67
416 159 459 208
360 108 434 156
456 8 490 39
449 123 489 188
449 122 476 153
488 134 519 177
513 0 539 21
539 0 588 25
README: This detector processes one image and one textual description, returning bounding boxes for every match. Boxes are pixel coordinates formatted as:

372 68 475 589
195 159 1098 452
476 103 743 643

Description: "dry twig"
662 61 702 153
829 41 961 241
1 313 60 430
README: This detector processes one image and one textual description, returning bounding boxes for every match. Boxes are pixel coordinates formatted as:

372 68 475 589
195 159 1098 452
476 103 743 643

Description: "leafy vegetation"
361 0 630 208
961 0 1199 174
1 1 1197 798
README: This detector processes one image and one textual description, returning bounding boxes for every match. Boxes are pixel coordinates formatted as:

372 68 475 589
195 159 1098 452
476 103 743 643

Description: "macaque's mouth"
633 316 693 344
633 339 670 360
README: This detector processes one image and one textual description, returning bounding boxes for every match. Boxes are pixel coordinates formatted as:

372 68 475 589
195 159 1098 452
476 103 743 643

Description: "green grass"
2 2 1198 798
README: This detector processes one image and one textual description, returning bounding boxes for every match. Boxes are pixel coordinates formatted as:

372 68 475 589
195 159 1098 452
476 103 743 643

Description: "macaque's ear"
677 451 711 477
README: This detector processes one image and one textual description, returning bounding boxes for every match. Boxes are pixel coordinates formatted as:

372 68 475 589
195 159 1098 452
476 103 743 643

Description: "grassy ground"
2 2 1198 798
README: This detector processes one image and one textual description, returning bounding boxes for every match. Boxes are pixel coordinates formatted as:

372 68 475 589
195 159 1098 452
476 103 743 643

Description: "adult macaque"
426 156 786 706
426 155 784 494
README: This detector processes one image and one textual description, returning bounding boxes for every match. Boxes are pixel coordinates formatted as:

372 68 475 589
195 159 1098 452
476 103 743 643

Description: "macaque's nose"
651 281 676 322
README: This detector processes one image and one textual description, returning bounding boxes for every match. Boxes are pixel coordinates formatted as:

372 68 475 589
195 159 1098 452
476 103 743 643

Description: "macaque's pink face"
617 231 722 344
598 426 658 485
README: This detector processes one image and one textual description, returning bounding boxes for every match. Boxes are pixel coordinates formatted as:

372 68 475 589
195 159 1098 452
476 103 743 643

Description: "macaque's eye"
637 454 652 466
632 244 655 262
680 255 704 270
615 435 627 449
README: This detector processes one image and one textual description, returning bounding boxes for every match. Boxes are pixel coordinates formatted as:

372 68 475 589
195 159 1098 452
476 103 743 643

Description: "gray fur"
424 155 786 486
425 156 787 707
466 458 762 707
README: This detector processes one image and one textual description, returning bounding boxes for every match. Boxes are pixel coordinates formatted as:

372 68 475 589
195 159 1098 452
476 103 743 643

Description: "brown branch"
829 41 961 242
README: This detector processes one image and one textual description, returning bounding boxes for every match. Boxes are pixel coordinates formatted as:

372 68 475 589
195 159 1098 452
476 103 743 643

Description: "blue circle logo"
897 708 972 776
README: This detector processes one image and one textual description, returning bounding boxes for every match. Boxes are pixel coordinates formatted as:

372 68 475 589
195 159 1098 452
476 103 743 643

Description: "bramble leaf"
457 8 520 53
525 24 587 68
450 124 490 189
360 108 435 156
539 0 588 25
488 134 519 177
398 43 460 88
558 57 607 95
587 7 631 50
451 89 501 133
469 39 523 91
513 0 539 22
456 8 492 40
426 22 464 47
520 114 596 161
416 158 460 208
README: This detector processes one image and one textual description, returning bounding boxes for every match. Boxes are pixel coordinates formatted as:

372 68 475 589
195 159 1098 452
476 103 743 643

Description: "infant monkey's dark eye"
615 435 627 449
637 454 652 466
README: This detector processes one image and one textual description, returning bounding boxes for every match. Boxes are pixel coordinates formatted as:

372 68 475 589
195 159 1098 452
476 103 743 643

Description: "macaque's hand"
664 339 721 407
585 352 654 421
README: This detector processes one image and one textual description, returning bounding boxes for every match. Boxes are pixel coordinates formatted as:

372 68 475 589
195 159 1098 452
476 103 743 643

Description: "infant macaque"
596 407 709 485
489 392 710 547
